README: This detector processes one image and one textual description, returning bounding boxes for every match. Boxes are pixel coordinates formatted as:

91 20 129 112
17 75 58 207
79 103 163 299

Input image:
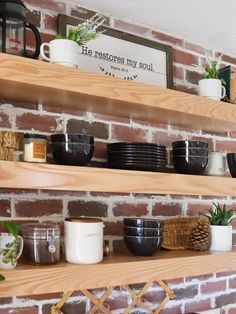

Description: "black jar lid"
24 133 47 140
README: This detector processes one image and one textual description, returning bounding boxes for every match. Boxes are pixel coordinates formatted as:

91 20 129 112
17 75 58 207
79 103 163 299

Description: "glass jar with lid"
23 133 47 163
20 223 61 265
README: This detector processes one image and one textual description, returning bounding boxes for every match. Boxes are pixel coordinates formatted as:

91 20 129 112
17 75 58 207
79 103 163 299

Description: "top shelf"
0 53 235 132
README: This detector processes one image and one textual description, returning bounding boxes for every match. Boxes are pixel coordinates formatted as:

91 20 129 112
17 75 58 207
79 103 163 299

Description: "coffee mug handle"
221 85 226 99
40 43 51 62
16 236 24 260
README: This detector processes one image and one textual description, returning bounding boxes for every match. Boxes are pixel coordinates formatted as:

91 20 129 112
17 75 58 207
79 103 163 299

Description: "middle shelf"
0 161 235 196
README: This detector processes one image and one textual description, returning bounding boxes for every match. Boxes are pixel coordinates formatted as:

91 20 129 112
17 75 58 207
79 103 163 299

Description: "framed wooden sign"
58 14 173 88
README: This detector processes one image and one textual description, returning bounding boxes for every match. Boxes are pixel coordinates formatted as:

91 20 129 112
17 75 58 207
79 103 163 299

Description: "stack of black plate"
107 142 167 171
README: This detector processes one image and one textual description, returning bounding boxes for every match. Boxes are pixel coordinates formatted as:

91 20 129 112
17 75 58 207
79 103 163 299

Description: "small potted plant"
200 202 235 251
196 56 226 101
40 14 105 68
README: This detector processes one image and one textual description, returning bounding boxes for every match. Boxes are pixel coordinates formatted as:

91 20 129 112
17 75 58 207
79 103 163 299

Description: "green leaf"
0 274 5 281
200 203 235 225
1 222 20 239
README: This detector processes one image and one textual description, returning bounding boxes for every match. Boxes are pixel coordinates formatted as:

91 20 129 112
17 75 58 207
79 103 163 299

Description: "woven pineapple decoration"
188 219 211 251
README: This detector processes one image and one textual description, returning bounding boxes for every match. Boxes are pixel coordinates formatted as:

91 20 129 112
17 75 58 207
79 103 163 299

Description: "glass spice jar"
20 223 61 265
23 133 47 163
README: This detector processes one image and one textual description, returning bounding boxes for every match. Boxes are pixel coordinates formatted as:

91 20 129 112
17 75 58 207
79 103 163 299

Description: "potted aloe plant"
201 202 235 251
40 14 105 68
197 56 226 101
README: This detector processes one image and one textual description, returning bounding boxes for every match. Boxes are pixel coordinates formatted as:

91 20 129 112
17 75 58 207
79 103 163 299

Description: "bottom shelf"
1 248 236 297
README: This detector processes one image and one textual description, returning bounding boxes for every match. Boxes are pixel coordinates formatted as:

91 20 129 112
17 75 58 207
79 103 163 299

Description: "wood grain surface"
0 249 236 297
0 161 236 196
0 53 235 131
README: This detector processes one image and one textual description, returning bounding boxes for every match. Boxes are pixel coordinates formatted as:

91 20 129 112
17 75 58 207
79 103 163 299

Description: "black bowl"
51 142 94 166
173 156 208 175
172 147 208 156
124 226 163 237
124 218 164 228
51 133 94 144
124 235 163 256
227 153 236 178
172 140 208 149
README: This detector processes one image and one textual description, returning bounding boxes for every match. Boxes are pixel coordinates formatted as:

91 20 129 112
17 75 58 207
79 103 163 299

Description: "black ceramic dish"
107 150 167 156
124 226 164 237
226 153 236 178
107 156 167 163
172 147 208 156
51 142 94 166
172 140 208 149
51 133 94 144
124 218 164 228
124 235 163 256
173 156 208 175
107 142 166 149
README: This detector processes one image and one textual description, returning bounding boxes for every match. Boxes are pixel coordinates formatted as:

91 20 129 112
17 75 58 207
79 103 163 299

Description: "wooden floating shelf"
1 249 236 297
0 53 236 132
1 161 236 196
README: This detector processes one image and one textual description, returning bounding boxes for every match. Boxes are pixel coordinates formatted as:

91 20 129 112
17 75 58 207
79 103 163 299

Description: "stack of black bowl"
226 153 236 177
107 142 167 172
172 140 208 175
51 133 94 166
124 218 164 256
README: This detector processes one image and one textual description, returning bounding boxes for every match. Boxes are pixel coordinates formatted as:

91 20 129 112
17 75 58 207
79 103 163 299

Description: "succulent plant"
200 202 235 225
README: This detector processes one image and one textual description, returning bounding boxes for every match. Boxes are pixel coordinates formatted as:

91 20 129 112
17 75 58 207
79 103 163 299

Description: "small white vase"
198 78 226 101
210 225 232 251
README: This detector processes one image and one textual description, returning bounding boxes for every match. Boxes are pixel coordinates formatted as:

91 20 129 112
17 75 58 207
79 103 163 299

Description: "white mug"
0 233 24 269
198 78 226 101
64 218 104 264
205 151 225 176
40 39 79 68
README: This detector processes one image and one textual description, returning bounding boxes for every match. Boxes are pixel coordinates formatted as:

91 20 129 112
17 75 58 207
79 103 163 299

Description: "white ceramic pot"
210 225 232 251
0 233 24 269
205 151 225 176
40 39 79 68
198 78 226 101
64 218 104 264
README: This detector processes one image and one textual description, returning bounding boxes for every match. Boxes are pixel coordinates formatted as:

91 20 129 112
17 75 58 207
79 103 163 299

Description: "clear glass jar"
20 223 61 265
23 133 47 163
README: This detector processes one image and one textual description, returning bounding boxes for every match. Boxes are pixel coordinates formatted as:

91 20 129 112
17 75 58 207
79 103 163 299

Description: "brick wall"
0 1 236 313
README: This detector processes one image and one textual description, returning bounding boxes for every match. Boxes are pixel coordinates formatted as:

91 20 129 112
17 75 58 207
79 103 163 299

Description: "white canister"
0 233 24 269
210 225 232 251
205 151 225 176
64 218 104 264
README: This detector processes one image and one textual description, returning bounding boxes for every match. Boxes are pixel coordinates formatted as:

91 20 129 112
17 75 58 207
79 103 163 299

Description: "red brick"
151 131 182 148
67 200 108 217
215 292 236 307
185 299 212 313
185 42 208 55
186 70 202 85
15 199 63 217
165 278 185 285
0 199 11 217
24 0 66 13
173 83 198 95
26 9 41 27
173 66 184 80
201 280 226 294
0 307 38 314
43 14 57 32
111 124 148 142
215 140 236 153
90 192 130 197
41 105 86 117
103 295 129 311
16 292 63 301
229 308 236 314
113 239 129 253
152 31 183 47
39 190 87 197
67 119 109 140
152 203 182 216
219 53 236 66
216 271 236 277
143 290 165 303
132 118 169 130
160 305 182 314
16 112 62 132
112 202 148 217
93 141 107 159
104 221 123 236
26 30 54 48
42 301 86 314
0 110 11 128
229 277 236 289
114 19 149 36
185 273 213 282
186 203 211 216
173 49 198 66
92 113 130 124
0 297 13 305
174 284 198 299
